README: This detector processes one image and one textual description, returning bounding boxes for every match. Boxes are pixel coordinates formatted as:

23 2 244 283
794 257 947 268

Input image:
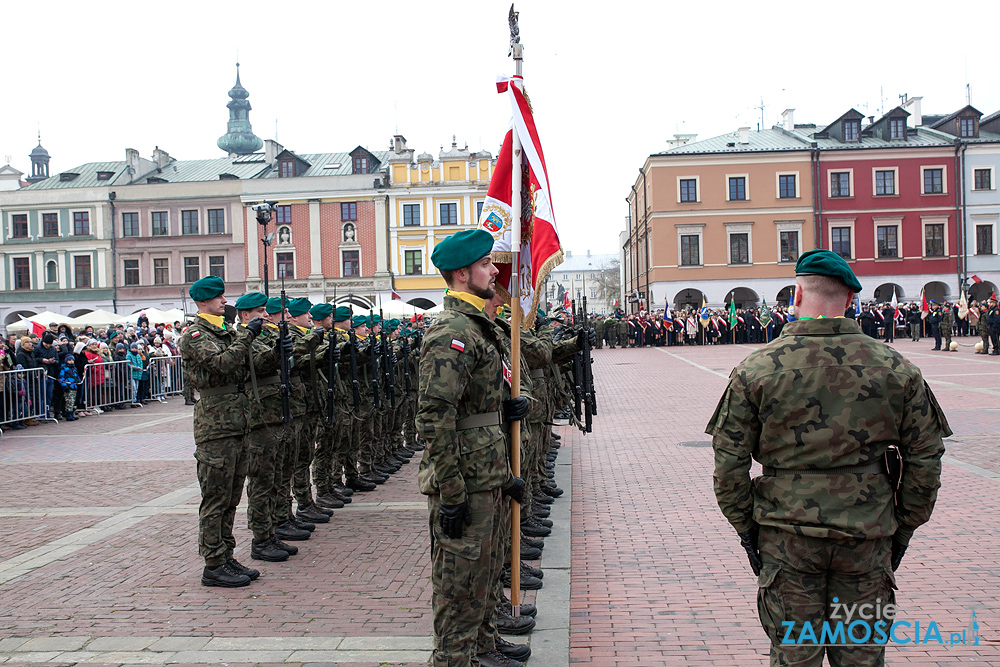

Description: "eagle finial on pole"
508 4 521 58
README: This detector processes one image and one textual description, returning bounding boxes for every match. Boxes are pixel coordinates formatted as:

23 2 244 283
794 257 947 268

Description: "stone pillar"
246 206 259 280
96 248 108 288
309 199 322 279
34 250 44 290
57 250 67 289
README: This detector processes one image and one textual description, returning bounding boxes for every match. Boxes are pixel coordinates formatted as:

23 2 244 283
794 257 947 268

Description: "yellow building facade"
386 135 496 307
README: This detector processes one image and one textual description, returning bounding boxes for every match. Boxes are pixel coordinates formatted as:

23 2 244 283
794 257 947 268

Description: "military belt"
761 462 883 477
199 383 246 398
529 369 545 379
456 411 502 430
256 376 280 387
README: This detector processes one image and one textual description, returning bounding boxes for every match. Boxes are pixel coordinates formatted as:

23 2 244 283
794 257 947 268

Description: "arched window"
46 260 57 284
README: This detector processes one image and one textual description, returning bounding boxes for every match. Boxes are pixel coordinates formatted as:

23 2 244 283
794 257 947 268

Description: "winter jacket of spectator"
83 349 105 387
58 358 81 389
127 351 144 380
34 342 59 377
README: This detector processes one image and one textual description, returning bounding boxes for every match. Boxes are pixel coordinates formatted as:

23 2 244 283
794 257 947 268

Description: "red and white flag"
891 288 899 319
20 316 47 337
970 274 983 284
479 75 563 329
390 289 402 301
920 290 929 320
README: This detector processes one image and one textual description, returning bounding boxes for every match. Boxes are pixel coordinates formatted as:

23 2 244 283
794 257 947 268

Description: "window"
123 259 139 286
181 210 198 235
477 201 484 219
729 233 750 264
728 177 746 201
590 288 596 299
11 214 27 238
830 172 851 197
889 118 905 140
924 223 945 257
207 209 225 234
439 202 457 225
975 168 992 191
877 225 898 258
961 118 975 138
153 258 169 285
680 235 700 266
923 168 943 194
122 212 139 237
42 213 58 237
151 211 168 236
680 179 698 202
404 249 422 275
342 250 359 277
45 260 57 284
209 256 225 278
184 257 200 283
73 211 90 235
778 175 796 199
277 252 294 278
353 156 369 174
779 230 799 263
279 160 295 178
875 170 895 196
74 255 91 288
831 227 852 259
575 273 581 280
976 225 993 255
843 120 860 142
276 205 291 224
12 257 30 290
341 202 357 221
403 204 420 226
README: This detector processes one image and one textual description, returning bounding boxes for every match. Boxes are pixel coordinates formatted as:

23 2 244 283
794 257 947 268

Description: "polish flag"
391 289 402 300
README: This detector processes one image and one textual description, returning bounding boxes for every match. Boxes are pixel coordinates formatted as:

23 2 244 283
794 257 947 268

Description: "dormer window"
353 156 369 174
97 171 114 181
843 120 860 142
59 172 79 182
279 160 295 178
889 118 905 140
960 117 976 138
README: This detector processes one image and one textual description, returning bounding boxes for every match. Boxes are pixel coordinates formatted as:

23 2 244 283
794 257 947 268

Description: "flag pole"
508 3 523 617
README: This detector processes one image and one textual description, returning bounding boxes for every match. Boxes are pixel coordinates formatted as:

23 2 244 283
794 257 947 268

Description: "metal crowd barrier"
0 366 57 435
148 355 185 402
80 359 137 413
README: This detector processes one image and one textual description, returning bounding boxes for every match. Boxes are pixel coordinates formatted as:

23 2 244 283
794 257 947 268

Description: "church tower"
26 133 50 184
217 63 263 156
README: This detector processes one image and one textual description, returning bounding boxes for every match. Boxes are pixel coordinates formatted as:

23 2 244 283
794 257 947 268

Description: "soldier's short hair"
797 274 851 302
439 269 455 285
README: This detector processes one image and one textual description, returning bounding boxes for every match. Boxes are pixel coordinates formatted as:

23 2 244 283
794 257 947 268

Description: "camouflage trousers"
246 425 283 540
293 412 321 508
273 420 301 525
348 403 374 474
402 391 417 445
428 489 505 667
194 434 248 566
520 419 541 522
312 417 334 492
758 527 895 667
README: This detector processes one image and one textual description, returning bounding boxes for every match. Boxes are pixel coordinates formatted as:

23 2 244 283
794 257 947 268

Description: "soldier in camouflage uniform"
312 304 356 508
707 250 949 667
178 276 264 587
417 229 528 667
347 315 383 489
941 301 954 351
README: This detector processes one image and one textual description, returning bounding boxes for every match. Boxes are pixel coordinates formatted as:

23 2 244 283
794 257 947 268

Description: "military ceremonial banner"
758 298 771 327
921 289 929 319
958 290 969 320
479 75 563 329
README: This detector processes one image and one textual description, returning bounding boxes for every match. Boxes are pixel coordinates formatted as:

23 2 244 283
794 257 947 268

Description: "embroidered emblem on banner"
502 360 512 387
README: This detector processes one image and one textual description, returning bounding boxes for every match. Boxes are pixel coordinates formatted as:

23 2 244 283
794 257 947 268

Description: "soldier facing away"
707 249 950 667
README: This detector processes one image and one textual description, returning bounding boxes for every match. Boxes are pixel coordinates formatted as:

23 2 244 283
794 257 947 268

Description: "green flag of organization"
727 299 737 328
758 298 771 327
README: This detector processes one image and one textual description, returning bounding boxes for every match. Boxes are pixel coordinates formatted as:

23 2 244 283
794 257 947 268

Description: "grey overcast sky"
4 0 1000 257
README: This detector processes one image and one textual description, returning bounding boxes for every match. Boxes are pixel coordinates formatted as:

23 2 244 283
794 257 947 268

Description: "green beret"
369 314 382 326
334 306 353 322
431 229 494 271
233 292 267 311
287 297 312 317
795 249 862 293
188 276 225 302
310 302 334 320
265 297 286 315
352 315 369 328
389 318 400 329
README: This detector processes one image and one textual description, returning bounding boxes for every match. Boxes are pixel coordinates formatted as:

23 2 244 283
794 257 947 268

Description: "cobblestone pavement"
0 337 997 666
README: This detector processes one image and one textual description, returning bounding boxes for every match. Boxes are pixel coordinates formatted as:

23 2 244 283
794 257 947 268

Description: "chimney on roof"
153 147 171 169
264 139 284 166
738 127 750 144
393 135 407 153
781 109 795 131
902 95 923 126
667 133 697 149
125 148 140 183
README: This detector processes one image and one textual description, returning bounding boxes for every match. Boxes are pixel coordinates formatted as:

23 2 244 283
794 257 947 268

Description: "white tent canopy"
66 309 123 328
119 308 187 326
5 311 67 331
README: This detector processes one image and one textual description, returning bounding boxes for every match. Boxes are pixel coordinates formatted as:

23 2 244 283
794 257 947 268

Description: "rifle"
401 337 412 392
369 312 382 409
380 308 396 410
571 345 583 421
581 297 594 433
325 331 338 426
255 202 291 424
348 327 361 412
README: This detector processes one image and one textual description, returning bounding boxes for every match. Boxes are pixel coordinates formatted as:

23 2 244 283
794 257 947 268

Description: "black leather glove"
312 326 326 337
439 500 472 539
245 317 264 337
331 343 342 363
502 396 530 422
890 539 907 571
502 477 526 504
588 327 597 346
737 525 762 576
277 334 294 357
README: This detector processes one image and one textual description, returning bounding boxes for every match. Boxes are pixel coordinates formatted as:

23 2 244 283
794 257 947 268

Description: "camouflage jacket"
707 317 949 546
289 325 328 415
416 293 512 504
247 323 307 428
178 315 254 443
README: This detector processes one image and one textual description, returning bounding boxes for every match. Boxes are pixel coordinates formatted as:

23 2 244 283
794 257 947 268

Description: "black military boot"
395 447 414 458
328 487 352 504
541 482 563 498
533 515 553 528
289 515 317 531
533 504 550 518
532 491 554 505
309 501 335 516
544 460 555 470
503 565 542 590
550 432 561 441
373 462 397 475
495 603 536 635
495 634 531 661
201 562 251 587
360 471 387 485
275 521 311 541
520 543 542 560
315 492 345 510
521 517 551 537
227 557 260 580
521 535 544 550
270 536 298 555
332 481 354 496
500 593 537 618
251 538 289 562
347 476 377 492
520 561 543 579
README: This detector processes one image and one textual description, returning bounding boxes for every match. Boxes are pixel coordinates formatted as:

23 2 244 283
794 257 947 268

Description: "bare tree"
593 258 621 308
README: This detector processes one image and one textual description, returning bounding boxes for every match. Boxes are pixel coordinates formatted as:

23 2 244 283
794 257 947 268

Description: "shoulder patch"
191 331 201 338
450 339 465 352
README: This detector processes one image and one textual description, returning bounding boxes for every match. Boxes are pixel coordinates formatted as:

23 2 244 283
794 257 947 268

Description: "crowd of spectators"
0 316 187 431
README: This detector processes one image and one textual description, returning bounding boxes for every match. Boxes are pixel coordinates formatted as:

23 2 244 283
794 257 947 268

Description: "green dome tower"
217 63 263 155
